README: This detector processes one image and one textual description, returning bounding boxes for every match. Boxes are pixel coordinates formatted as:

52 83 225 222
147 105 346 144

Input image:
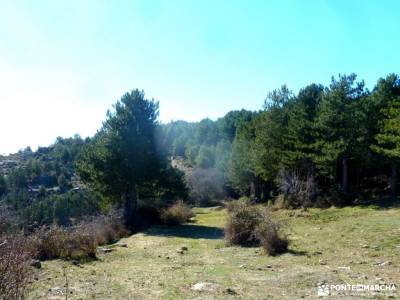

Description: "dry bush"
278 169 318 208
161 201 194 225
225 197 253 212
63 227 97 258
83 213 128 246
224 202 289 255
31 226 67 260
224 202 261 246
31 213 128 260
0 235 33 300
255 218 289 255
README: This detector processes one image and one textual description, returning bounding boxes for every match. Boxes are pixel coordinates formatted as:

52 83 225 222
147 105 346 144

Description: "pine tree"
284 84 324 170
77 90 161 227
315 74 366 193
370 74 400 200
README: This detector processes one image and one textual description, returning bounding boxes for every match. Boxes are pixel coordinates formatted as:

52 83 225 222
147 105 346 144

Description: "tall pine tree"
370 74 400 200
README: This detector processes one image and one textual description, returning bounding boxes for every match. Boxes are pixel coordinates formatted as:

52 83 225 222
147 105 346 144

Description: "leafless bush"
63 227 97 258
161 201 194 225
30 225 67 260
0 235 33 300
31 212 128 260
256 218 289 255
224 202 261 246
224 202 289 255
0 213 128 299
81 212 128 246
185 168 225 206
278 169 318 208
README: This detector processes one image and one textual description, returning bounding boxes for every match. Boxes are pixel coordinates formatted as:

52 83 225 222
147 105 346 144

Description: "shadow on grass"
286 249 308 256
144 224 224 240
353 197 400 209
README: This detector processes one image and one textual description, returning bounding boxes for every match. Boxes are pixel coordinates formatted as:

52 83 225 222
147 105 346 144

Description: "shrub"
278 169 318 208
224 202 262 246
31 212 128 260
161 201 194 225
256 218 289 255
31 225 68 260
63 227 97 258
224 202 289 255
0 235 33 299
83 212 128 246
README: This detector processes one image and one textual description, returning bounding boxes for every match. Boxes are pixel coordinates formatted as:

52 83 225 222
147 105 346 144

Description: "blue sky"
1 0 399 154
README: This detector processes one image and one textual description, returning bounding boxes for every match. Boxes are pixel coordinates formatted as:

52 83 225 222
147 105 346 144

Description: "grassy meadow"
28 205 400 299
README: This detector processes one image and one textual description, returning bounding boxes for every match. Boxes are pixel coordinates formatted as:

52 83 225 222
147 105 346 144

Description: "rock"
376 261 392 266
98 247 113 254
177 250 184 254
181 246 188 251
319 259 327 265
238 264 246 268
49 287 64 295
191 282 219 292
71 260 80 266
30 259 41 269
118 243 128 248
361 244 369 248
266 264 272 268
225 288 237 295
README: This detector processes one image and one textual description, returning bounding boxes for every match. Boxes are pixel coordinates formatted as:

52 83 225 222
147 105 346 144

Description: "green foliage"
314 74 367 176
0 175 6 197
195 146 215 168
77 90 161 199
228 120 257 193
283 84 323 168
253 86 293 182
370 74 400 159
22 190 102 226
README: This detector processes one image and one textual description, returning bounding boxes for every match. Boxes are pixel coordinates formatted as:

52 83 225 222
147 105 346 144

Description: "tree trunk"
250 178 262 203
123 185 138 229
342 157 348 193
261 182 270 202
254 177 262 203
390 162 397 201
